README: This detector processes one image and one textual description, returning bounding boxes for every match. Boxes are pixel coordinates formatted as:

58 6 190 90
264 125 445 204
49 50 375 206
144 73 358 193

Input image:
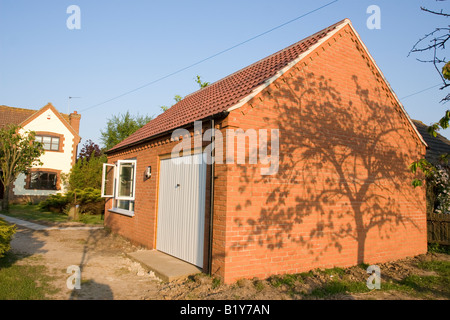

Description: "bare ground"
9 224 450 300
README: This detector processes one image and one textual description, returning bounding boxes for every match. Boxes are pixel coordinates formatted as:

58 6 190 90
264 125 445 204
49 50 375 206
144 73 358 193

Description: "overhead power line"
79 0 339 112
399 83 442 100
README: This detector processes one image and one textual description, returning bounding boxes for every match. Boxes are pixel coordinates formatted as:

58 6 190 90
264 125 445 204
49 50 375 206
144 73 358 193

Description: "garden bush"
0 218 16 258
38 188 104 216
38 193 70 213
66 188 105 215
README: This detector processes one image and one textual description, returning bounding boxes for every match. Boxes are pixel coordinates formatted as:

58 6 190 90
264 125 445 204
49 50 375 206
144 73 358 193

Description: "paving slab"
126 250 202 282
0 213 103 231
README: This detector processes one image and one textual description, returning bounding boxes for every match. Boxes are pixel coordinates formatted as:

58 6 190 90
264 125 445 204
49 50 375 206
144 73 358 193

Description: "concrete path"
0 213 103 231
126 250 202 282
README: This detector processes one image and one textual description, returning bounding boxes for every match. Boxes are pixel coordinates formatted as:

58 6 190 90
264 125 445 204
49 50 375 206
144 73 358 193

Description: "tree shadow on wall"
232 72 423 264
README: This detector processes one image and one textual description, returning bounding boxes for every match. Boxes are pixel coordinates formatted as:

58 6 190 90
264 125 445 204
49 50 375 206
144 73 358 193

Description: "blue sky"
1 0 449 146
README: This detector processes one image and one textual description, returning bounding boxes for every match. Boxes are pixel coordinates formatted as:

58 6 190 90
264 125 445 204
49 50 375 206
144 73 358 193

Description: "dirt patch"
10 226 162 300
157 253 450 300
8 225 450 300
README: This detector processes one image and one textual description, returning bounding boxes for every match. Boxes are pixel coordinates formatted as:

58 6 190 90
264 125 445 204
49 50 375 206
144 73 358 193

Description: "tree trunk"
1 184 10 212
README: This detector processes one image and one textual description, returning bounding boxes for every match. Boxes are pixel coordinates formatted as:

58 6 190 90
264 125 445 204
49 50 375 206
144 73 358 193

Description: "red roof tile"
0 105 72 130
0 105 36 129
108 19 347 153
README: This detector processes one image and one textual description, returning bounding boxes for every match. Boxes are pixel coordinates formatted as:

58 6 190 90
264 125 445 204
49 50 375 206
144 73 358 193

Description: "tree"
409 1 450 191
78 139 102 162
64 139 107 191
0 124 44 211
409 1 450 135
100 111 152 150
67 155 107 191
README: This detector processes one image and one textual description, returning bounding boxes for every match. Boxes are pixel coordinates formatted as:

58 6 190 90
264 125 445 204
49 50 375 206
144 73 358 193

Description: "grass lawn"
0 252 59 300
1 204 103 225
265 245 450 299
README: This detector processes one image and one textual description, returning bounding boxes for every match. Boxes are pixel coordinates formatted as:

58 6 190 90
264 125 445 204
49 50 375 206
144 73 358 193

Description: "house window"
101 160 137 216
35 135 60 151
27 171 58 190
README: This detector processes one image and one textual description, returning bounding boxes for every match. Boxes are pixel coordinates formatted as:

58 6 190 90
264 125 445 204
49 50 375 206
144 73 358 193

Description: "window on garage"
101 159 136 216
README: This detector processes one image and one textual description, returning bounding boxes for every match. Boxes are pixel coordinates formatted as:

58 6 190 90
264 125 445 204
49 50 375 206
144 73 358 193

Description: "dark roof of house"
0 105 71 129
107 19 348 153
412 119 450 163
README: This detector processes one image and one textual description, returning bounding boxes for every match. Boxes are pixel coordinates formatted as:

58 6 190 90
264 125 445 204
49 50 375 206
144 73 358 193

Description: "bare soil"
9 224 450 300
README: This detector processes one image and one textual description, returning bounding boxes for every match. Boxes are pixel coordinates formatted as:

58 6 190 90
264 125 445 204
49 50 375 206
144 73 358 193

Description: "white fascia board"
226 18 427 148
343 22 428 147
227 19 349 113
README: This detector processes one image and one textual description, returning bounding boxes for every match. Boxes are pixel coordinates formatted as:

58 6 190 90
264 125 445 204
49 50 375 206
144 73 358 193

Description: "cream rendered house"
0 103 81 203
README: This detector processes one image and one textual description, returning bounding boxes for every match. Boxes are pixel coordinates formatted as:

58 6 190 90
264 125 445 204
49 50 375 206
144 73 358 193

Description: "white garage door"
156 153 207 267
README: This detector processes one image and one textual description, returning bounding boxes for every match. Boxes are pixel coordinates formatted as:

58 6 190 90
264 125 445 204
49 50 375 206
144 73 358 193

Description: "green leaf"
412 179 423 188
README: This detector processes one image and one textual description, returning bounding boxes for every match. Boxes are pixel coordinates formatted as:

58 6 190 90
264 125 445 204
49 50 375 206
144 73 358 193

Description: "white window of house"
101 159 137 216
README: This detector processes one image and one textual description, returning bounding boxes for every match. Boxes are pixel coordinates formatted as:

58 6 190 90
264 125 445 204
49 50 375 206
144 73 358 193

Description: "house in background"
412 119 450 217
412 119 450 164
102 19 428 284
0 103 81 203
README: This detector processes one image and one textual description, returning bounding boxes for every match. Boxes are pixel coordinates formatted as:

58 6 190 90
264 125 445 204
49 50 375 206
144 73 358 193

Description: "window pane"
42 137 51 150
49 173 57 190
29 172 40 189
102 164 115 197
116 200 135 212
117 163 134 198
28 172 57 190
50 137 59 151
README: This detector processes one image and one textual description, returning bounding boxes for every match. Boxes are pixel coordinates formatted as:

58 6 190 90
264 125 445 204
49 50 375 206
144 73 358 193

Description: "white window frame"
115 160 137 201
101 160 137 217
101 163 116 198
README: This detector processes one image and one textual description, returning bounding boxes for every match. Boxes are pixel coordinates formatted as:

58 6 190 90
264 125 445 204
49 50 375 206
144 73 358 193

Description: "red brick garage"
102 19 427 284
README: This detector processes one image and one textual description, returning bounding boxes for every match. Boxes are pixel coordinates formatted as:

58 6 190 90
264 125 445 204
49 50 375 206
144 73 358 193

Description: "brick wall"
105 24 427 284
104 122 219 272
218 24 427 283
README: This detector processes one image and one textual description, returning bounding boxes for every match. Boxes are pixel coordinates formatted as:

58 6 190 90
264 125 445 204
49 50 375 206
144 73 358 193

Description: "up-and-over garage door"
156 153 207 267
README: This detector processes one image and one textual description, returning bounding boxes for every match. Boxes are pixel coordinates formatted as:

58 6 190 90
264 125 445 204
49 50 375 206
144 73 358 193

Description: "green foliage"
443 61 450 80
5 204 68 224
399 260 450 298
0 218 16 258
410 158 435 188
411 158 450 213
0 124 45 211
309 279 369 298
100 111 152 150
212 277 222 289
68 154 107 191
428 242 450 254
38 193 70 213
195 75 210 88
38 188 104 215
159 75 209 113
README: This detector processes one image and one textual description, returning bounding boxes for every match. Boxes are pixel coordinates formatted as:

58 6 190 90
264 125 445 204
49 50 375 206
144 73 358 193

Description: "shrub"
67 154 107 191
0 218 16 258
38 193 70 213
66 188 105 215
38 188 105 215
